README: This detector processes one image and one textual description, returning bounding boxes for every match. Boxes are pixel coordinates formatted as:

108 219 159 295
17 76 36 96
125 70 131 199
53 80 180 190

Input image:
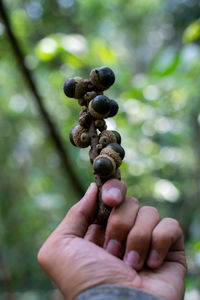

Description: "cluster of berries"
63 66 125 182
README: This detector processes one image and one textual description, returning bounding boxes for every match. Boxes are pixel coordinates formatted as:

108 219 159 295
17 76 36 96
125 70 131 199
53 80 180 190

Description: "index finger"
101 179 127 207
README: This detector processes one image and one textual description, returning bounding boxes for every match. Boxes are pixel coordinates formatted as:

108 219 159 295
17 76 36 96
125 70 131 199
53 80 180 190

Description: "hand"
37 180 187 300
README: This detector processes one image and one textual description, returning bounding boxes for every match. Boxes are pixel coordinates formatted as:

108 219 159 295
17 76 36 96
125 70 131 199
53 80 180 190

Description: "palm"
83 227 186 300
138 261 185 300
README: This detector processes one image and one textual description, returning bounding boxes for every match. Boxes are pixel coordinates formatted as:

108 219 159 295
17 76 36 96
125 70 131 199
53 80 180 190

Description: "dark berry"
91 95 111 115
106 143 125 159
108 100 119 117
93 157 114 177
90 66 115 90
63 78 76 98
112 131 121 144
97 66 115 89
69 126 77 146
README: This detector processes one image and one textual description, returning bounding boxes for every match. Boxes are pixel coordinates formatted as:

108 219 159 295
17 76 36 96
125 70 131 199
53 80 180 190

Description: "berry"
95 119 106 131
69 125 78 146
99 130 117 146
69 125 90 148
112 131 121 144
106 143 125 159
89 95 112 119
93 155 115 177
63 78 76 98
91 95 111 114
63 77 88 99
90 66 115 91
108 100 119 117
80 132 90 144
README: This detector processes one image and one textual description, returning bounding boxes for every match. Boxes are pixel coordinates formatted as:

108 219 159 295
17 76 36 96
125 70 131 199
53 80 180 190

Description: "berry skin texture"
63 78 76 98
95 119 106 131
89 95 112 119
63 77 87 99
108 100 119 117
93 154 116 177
90 66 115 91
92 95 111 114
69 125 90 148
100 147 122 168
106 143 125 159
69 125 77 146
112 130 121 144
99 130 117 146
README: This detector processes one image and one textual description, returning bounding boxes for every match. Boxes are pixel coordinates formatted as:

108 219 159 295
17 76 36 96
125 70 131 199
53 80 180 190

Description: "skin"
37 179 187 300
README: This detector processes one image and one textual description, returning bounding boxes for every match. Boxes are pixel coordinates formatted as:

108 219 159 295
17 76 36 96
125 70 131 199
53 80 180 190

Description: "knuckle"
152 230 169 245
126 196 140 209
163 217 181 228
163 218 183 237
129 228 150 245
141 206 161 219
108 215 130 234
131 197 140 207
108 215 121 230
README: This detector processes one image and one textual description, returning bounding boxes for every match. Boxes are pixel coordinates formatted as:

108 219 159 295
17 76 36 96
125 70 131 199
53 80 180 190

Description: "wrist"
74 284 164 300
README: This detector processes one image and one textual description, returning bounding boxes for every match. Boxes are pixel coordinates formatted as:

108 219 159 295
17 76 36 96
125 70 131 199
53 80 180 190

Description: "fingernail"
147 250 160 266
125 251 140 268
106 188 122 203
106 239 121 256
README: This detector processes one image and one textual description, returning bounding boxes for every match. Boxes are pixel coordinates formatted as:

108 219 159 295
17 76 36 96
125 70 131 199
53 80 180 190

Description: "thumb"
56 182 98 237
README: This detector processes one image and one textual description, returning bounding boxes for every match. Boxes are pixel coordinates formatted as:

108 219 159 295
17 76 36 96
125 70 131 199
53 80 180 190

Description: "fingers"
55 182 98 238
104 196 140 257
84 224 105 247
84 180 127 248
102 179 127 206
147 218 184 269
124 206 161 270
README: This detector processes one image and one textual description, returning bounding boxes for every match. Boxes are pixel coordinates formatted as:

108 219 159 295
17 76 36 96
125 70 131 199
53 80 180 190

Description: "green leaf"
149 47 180 76
183 19 200 43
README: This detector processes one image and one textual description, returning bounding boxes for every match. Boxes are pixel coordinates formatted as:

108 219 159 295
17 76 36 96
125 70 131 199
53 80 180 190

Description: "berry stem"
88 118 112 223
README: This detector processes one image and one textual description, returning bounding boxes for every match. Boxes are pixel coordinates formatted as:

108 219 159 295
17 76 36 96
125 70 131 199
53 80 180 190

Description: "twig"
0 0 84 197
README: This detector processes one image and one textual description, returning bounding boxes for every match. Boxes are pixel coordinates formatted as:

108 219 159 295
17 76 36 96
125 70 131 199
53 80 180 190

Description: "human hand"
37 180 187 300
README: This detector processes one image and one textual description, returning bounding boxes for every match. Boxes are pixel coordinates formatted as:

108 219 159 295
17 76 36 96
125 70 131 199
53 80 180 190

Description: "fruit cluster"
63 66 125 222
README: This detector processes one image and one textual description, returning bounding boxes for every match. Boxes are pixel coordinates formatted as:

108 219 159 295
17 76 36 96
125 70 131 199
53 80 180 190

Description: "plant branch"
0 0 84 198
88 117 112 224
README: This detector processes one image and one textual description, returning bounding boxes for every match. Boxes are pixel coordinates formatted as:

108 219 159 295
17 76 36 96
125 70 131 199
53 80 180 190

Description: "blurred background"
0 0 200 299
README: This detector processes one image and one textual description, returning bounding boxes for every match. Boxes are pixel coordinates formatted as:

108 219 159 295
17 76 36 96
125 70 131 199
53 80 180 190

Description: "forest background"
0 0 200 299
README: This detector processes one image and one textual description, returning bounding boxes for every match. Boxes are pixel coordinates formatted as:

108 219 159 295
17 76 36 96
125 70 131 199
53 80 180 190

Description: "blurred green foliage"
0 0 200 299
